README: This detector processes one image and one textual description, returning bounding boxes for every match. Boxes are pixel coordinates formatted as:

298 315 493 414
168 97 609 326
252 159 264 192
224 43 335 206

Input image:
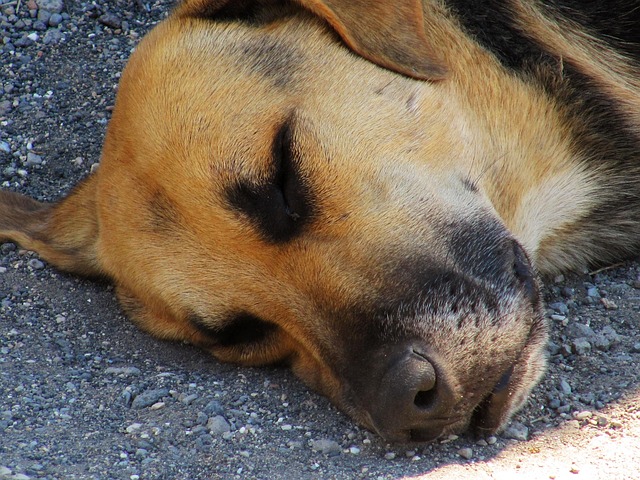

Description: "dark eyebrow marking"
225 119 315 243
237 38 303 89
145 187 182 234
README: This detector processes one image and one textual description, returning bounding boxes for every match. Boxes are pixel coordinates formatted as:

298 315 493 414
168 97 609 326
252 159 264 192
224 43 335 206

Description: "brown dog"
1 0 639 442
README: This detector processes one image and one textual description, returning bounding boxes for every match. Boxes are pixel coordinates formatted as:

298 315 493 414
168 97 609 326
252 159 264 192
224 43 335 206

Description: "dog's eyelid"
272 121 296 181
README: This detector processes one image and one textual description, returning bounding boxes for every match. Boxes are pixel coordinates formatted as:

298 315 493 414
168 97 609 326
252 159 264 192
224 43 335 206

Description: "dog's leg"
0 175 103 277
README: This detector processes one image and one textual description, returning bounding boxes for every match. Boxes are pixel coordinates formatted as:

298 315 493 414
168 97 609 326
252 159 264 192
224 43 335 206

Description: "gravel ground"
1 1 639 479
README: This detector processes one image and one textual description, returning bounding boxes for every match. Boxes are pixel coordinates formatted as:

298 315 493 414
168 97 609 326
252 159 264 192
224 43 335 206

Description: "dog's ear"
175 0 448 81
0 176 103 277
296 0 447 80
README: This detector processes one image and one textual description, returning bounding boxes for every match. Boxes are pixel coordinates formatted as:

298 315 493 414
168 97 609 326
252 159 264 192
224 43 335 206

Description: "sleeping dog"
1 0 639 442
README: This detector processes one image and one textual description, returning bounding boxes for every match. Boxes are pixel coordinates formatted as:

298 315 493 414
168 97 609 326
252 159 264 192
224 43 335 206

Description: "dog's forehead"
151 15 423 102
114 14 476 188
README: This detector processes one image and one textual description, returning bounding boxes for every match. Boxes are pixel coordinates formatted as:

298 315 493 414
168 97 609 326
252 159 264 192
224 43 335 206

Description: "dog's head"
4 0 548 442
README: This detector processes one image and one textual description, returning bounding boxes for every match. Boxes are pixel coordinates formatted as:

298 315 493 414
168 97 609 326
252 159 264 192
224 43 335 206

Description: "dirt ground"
1 1 639 479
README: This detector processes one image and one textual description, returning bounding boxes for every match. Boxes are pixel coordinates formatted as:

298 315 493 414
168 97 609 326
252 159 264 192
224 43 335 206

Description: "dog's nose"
369 343 458 442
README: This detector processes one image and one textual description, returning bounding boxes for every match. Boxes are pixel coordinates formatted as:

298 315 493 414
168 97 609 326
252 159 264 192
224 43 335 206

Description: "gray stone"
549 302 569 314
206 415 231 435
566 322 596 340
203 400 224 416
28 258 45 270
43 28 63 45
311 439 341 456
503 422 529 441
131 388 169 409
559 378 572 395
33 20 47 31
586 286 600 298
48 12 62 27
37 9 51 23
26 152 43 166
36 0 64 14
600 325 621 344
105 366 141 376
15 36 34 47
593 334 612 351
572 337 592 355
98 12 121 29
547 341 561 355
457 447 473 459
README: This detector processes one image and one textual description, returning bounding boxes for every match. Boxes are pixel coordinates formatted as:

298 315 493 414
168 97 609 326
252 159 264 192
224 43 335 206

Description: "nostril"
414 387 438 410
408 349 438 409
370 344 457 441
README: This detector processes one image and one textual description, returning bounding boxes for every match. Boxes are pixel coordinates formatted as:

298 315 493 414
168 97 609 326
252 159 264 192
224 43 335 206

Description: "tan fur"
1 0 638 441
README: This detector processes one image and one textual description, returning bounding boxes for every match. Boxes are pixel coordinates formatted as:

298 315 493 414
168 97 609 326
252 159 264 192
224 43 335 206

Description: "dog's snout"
369 343 458 442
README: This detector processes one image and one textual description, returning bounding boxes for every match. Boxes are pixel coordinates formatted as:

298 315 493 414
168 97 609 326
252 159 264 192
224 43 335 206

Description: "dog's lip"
364 409 468 443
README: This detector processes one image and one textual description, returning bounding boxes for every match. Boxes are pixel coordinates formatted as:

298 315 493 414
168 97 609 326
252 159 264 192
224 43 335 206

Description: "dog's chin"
369 416 471 444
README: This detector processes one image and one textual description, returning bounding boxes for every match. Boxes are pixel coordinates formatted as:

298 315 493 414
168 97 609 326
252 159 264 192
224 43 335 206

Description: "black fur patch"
189 312 278 347
445 0 640 259
544 1 640 60
226 121 314 243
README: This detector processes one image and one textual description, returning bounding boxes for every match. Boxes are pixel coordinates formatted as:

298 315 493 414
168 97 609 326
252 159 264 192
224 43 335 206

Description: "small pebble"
310 439 341 457
503 422 529 441
125 423 142 434
574 411 592 420
457 447 473 460
601 298 618 310
98 12 122 29
131 388 169 409
486 436 497 445
179 393 198 405
28 258 45 270
572 338 592 355
203 400 224 416
586 286 600 298
559 379 572 395
549 302 569 314
349 446 360 455
36 0 64 14
384 452 396 460
48 12 62 27
632 343 640 353
105 366 141 376
566 420 581 429
207 415 231 435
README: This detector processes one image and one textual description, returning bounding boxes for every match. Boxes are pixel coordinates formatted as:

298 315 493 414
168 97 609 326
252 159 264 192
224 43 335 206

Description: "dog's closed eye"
226 121 313 243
